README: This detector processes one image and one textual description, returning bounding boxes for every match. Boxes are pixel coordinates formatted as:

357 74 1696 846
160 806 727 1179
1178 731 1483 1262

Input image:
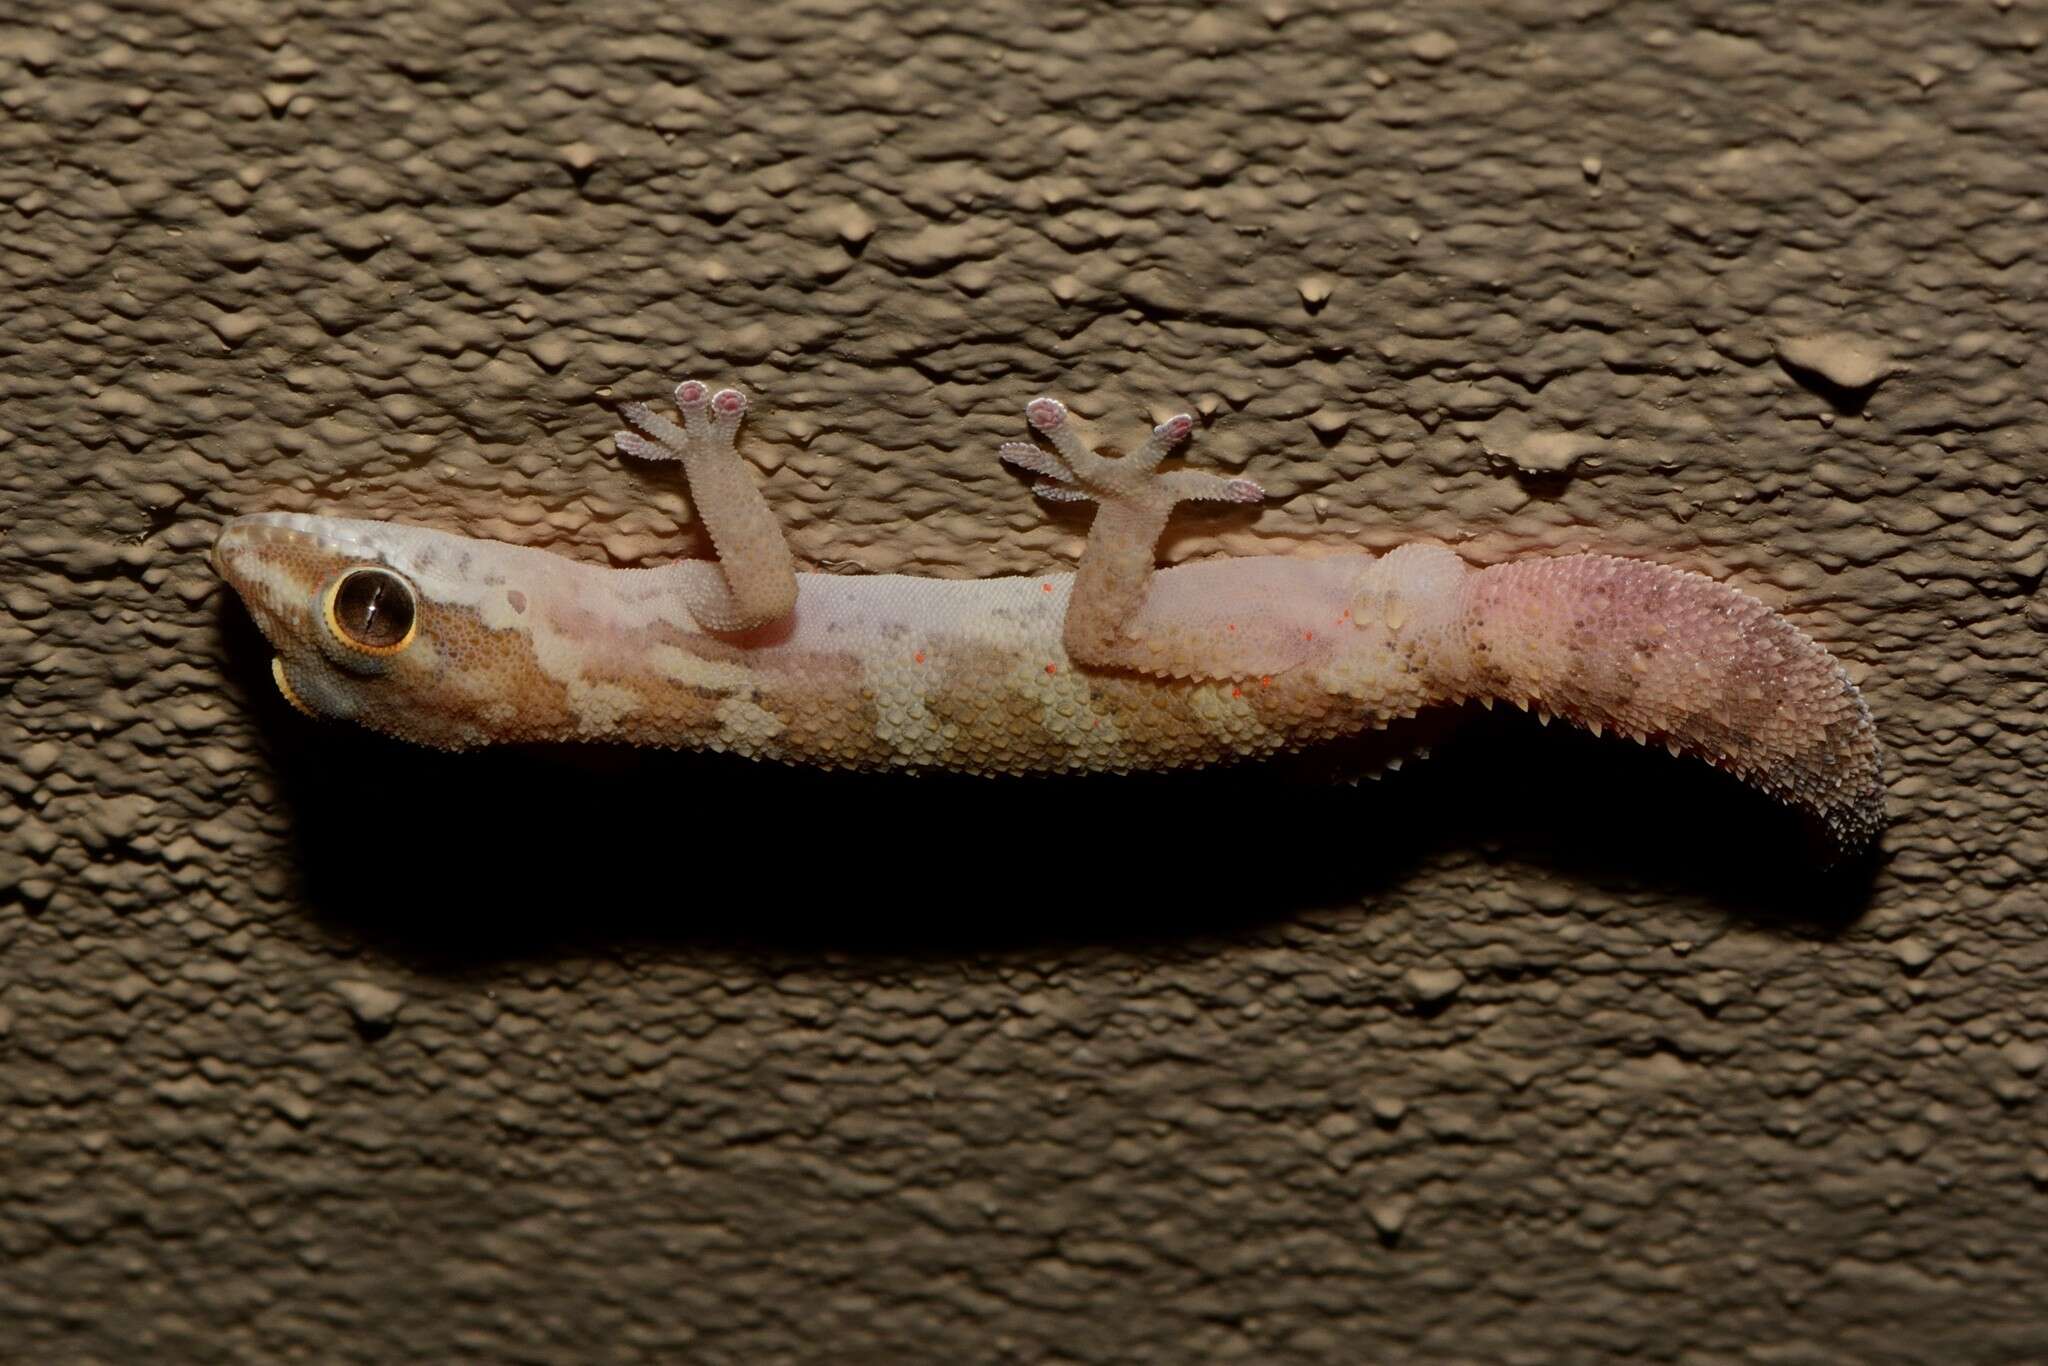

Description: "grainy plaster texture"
3 0 2044 1360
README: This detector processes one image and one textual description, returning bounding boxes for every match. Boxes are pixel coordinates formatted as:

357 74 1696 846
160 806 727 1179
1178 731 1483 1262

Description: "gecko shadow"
253 687 1880 973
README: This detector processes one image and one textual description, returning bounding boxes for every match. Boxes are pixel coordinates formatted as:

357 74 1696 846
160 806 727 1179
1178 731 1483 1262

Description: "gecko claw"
1000 440 1076 484
618 399 689 457
670 378 720 445
1025 396 1067 432
708 386 748 446
613 428 668 462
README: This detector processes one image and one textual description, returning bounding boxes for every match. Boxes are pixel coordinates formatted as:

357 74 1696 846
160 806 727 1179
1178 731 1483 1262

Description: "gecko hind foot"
999 394 1274 679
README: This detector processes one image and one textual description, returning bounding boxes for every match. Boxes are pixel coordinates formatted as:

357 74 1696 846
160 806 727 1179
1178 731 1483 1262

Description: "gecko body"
214 379 1886 852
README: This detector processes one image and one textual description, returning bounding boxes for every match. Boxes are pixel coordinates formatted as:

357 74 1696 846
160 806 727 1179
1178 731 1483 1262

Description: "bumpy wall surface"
5 0 2044 1359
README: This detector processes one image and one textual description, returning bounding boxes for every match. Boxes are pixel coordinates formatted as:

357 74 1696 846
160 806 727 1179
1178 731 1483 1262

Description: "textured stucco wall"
4 0 2045 1360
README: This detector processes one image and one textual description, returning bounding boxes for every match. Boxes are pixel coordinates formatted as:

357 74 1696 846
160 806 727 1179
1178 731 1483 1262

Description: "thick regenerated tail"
1455 554 1885 854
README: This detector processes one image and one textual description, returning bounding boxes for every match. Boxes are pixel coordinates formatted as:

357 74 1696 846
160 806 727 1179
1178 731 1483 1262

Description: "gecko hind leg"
615 379 798 632
1001 396 1275 679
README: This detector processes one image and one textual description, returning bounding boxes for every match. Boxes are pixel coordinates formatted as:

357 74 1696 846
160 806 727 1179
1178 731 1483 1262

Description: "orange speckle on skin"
1303 630 1314 641
1232 687 1242 698
914 650 925 664
1045 663 1058 675
1227 623 1237 632
1041 582 1053 592
1260 675 1272 688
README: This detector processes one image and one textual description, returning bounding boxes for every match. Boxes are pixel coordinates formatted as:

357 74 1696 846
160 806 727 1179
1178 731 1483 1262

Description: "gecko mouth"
214 516 348 673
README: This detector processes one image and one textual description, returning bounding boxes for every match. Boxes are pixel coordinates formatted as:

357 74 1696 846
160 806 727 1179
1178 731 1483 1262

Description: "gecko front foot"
614 378 797 633
1001 395 1270 678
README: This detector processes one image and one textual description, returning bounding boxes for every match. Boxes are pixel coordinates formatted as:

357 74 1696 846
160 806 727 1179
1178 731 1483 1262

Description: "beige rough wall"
4 0 2044 1359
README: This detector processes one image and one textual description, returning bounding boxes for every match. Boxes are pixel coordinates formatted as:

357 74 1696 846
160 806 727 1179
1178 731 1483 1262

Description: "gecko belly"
638 557 1399 774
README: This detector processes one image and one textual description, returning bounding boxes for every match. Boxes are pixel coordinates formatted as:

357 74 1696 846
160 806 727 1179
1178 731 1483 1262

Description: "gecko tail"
1454 553 1886 856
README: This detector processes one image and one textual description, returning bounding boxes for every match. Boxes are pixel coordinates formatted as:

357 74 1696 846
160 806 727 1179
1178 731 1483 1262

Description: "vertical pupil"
335 571 414 648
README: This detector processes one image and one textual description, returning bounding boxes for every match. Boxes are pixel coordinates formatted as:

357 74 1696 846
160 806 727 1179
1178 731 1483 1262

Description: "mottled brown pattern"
588 621 754 746
742 658 890 769
405 603 578 745
920 639 1069 772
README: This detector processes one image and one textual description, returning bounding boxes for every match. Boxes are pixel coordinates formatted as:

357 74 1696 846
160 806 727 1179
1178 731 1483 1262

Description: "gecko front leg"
615 379 798 632
1002 396 1271 679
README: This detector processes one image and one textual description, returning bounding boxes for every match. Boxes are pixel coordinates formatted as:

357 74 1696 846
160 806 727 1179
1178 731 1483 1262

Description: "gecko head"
212 512 509 748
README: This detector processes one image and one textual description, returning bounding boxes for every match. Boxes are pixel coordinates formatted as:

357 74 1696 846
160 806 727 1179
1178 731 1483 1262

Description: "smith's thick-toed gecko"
214 378 1886 852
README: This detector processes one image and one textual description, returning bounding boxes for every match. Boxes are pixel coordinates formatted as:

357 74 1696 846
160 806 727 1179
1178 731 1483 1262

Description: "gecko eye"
323 567 418 656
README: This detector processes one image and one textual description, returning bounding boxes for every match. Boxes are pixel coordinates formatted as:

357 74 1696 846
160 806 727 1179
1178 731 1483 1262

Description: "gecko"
213 377 1886 853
